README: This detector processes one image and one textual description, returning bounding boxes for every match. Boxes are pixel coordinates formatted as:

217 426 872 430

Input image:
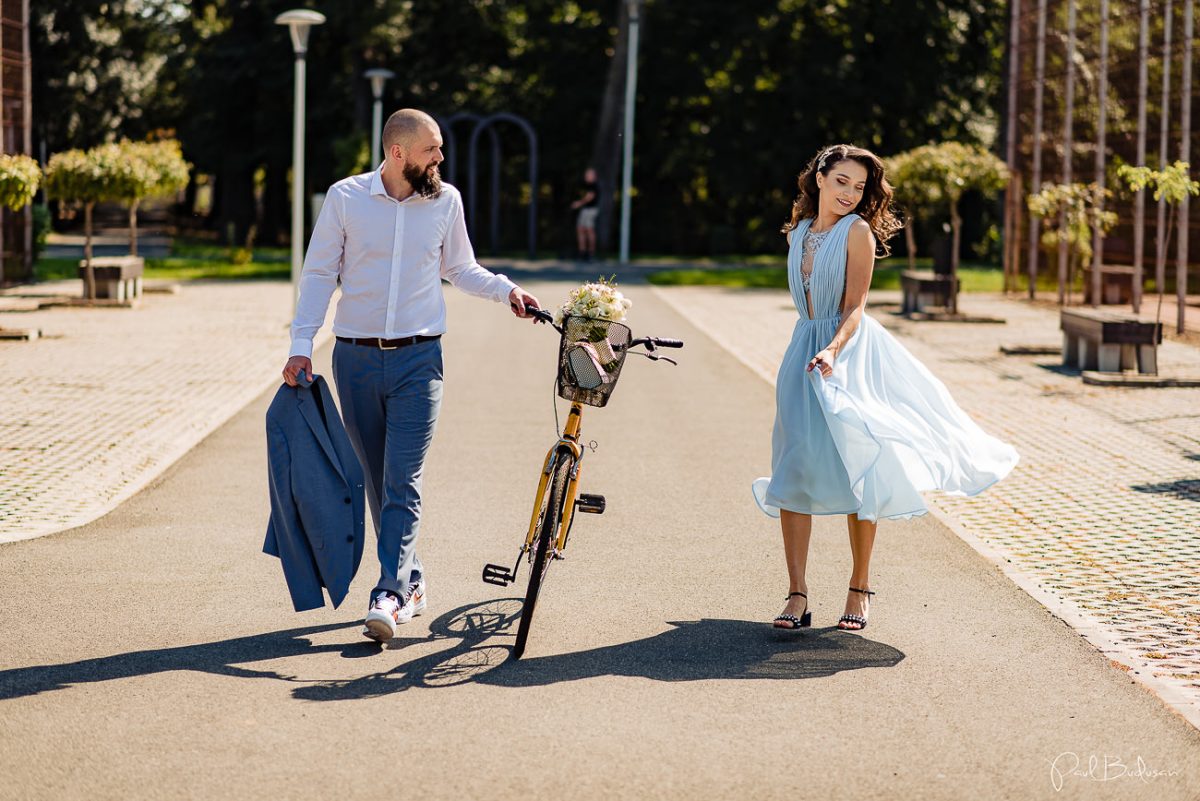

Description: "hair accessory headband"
817 148 832 172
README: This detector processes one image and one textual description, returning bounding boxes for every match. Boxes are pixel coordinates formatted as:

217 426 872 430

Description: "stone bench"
1061 307 1162 374
1081 263 1136 306
900 269 959 314
78 256 144 302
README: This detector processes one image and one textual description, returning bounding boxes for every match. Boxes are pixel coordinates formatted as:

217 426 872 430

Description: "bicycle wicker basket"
556 315 633 407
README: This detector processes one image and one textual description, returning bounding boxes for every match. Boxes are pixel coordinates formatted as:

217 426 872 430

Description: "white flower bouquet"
555 277 632 383
553 276 633 327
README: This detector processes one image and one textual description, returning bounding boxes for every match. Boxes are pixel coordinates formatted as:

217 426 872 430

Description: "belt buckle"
377 338 399 351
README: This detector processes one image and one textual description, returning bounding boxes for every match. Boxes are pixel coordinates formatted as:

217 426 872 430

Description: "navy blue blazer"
264 372 365 611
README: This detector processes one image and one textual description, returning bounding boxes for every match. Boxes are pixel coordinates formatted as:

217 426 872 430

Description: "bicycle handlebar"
519 305 684 351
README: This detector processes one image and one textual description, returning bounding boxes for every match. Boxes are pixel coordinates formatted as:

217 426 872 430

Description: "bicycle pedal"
482 563 515 586
575 493 606 514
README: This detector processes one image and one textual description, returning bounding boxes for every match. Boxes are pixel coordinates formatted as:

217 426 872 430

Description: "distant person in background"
570 167 599 261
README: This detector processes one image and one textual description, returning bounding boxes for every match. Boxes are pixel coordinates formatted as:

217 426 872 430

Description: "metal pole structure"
1090 0 1108 308
1057 0 1077 306
1003 0 1021 294
618 0 643 265
1178 0 1193 335
1132 0 1149 313
276 10 325 311
365 69 395 167
1027 0 1048 299
1156 1 1173 306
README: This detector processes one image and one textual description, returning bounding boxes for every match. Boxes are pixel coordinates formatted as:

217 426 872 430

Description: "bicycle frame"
523 401 586 556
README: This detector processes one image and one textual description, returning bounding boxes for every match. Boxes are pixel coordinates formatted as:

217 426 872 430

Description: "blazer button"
346 535 354 542
343 497 352 504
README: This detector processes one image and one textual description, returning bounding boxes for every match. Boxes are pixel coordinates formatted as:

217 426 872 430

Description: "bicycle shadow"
291 599 906 700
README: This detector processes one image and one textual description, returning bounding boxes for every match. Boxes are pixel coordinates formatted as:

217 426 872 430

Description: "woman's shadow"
0 599 904 704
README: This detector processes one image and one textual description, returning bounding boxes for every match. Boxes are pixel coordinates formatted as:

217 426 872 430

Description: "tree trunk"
215 162 256 246
589 0 631 253
1057 0 1077 307
1133 0 1149 313
1177 0 1193 335
83 201 95 302
1091 0 1108 309
949 201 962 315
129 198 140 256
905 218 917 273
1028 0 1049 300
260 157 290 246
1157 0 1173 306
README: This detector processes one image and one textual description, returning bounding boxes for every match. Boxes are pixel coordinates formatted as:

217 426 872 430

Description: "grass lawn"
35 256 289 282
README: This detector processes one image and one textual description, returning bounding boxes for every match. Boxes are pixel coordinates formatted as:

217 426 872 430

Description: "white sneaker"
363 592 402 642
394 579 428 625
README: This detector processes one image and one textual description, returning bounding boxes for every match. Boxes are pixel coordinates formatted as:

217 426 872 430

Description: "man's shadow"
0 599 904 704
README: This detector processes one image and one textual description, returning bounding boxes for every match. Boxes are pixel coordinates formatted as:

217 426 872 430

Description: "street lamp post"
618 0 643 265
365 68 396 168
276 9 325 309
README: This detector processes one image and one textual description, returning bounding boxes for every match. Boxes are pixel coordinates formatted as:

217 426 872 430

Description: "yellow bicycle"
483 308 683 659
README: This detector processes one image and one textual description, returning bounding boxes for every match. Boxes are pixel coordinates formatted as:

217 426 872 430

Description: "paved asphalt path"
1 283 1198 800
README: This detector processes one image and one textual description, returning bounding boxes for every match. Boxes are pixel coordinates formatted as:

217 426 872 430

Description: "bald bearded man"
281 108 540 642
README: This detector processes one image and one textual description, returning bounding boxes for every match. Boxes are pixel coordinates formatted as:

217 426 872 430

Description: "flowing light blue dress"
752 214 1019 522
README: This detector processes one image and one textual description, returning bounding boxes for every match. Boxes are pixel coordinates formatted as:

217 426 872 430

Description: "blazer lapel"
296 389 348 484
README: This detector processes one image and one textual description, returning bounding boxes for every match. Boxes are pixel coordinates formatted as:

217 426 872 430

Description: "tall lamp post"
276 9 325 308
618 0 643 265
365 68 395 167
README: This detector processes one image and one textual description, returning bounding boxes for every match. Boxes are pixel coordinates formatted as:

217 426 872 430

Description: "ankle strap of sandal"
787 591 807 599
848 586 876 596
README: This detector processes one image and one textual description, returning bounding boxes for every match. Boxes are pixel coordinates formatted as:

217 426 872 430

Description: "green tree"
0 154 42 211
43 148 123 300
1027 183 1118 307
1118 161 1200 330
885 150 946 273
887 142 1007 313
112 140 191 256
31 1 188 153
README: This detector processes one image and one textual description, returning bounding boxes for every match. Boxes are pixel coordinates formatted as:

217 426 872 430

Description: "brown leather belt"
336 334 441 350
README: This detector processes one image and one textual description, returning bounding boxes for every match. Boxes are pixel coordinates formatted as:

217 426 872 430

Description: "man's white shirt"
288 168 517 359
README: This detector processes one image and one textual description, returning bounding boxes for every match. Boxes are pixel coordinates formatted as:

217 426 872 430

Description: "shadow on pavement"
291 599 906 701
0 621 367 701
1131 478 1200 502
0 599 904 703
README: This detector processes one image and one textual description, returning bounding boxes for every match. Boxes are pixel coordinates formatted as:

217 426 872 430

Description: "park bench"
1060 307 1162 374
78 256 144 302
1081 264 1136 306
900 270 959 314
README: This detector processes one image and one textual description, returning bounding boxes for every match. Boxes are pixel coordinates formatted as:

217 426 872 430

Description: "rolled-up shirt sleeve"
288 186 345 358
439 189 518 303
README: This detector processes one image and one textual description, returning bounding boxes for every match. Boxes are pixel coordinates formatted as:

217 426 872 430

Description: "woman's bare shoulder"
848 218 875 245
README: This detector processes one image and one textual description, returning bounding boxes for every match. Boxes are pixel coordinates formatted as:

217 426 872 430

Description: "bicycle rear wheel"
512 453 572 660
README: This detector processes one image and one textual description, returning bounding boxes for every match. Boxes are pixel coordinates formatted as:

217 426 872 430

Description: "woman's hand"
807 347 836 378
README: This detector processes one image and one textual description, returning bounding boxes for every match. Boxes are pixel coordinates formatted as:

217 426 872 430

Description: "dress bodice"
787 214 859 322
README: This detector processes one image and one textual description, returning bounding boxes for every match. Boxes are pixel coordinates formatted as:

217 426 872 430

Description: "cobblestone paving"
0 280 333 543
656 286 1200 727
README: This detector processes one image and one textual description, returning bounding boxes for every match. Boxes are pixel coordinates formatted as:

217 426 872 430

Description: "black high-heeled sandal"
773 591 811 629
837 586 875 631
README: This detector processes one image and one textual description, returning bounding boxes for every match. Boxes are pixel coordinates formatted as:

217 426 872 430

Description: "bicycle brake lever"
645 353 678 366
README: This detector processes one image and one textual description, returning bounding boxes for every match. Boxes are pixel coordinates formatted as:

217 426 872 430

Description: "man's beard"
404 161 442 198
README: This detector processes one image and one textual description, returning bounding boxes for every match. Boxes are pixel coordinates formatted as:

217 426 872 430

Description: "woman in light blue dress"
753 144 1018 632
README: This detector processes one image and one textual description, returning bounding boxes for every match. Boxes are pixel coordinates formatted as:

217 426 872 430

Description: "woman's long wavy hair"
783 144 903 257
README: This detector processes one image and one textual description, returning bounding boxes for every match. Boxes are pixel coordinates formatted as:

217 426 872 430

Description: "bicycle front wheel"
512 453 572 660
